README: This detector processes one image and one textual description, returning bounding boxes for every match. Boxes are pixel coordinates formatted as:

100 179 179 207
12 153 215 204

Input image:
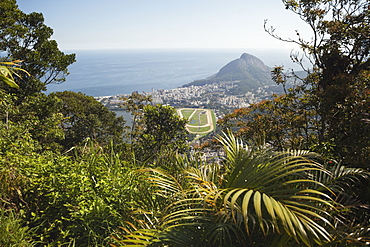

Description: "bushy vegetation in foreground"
1 130 369 246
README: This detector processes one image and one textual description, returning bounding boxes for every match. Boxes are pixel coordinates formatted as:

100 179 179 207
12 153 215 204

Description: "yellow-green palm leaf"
212 132 334 246
0 60 30 88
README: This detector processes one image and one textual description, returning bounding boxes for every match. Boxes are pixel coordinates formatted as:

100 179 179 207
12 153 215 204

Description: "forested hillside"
1 0 369 246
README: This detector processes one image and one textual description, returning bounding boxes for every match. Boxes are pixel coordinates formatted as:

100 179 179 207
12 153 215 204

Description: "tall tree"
53 91 125 150
135 104 188 161
218 90 319 152
0 0 75 97
278 0 370 167
120 92 152 144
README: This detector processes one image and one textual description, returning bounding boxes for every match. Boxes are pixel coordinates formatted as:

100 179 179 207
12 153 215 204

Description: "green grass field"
177 108 215 135
181 110 194 120
187 126 211 132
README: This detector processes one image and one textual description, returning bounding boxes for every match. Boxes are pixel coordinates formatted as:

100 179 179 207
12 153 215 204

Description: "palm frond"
214 132 335 246
187 162 223 190
316 161 370 193
0 60 30 89
110 228 160 247
137 168 187 201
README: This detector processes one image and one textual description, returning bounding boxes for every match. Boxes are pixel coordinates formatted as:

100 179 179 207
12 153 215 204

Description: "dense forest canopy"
0 0 369 246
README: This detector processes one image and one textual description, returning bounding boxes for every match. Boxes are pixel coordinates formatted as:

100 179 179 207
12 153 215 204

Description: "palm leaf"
315 161 370 193
214 132 335 246
111 228 160 246
137 168 186 201
0 60 30 89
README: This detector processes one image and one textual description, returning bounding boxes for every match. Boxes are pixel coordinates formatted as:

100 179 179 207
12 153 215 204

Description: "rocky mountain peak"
182 53 274 94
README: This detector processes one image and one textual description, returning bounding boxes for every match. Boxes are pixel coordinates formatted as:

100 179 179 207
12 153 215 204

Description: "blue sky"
16 0 311 51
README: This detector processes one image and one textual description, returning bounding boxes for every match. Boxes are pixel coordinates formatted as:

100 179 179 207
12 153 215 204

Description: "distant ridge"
182 53 274 94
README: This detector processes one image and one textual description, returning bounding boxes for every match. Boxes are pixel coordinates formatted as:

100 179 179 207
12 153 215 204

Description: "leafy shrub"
0 139 143 246
0 208 35 247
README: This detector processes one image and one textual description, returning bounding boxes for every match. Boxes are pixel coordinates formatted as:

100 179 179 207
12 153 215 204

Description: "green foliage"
218 88 319 151
1 89 126 153
1 126 368 246
120 93 188 163
0 138 144 246
283 0 370 168
53 91 126 150
0 1 369 246
135 104 188 161
0 208 35 247
0 0 75 97
112 132 370 246
0 60 30 88
224 0 370 168
13 93 65 151
119 92 152 144
0 0 76 151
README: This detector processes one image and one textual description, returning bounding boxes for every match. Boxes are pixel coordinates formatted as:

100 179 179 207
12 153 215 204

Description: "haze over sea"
46 49 299 97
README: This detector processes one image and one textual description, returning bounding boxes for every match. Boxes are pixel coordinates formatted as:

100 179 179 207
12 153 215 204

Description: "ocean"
46 48 299 97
